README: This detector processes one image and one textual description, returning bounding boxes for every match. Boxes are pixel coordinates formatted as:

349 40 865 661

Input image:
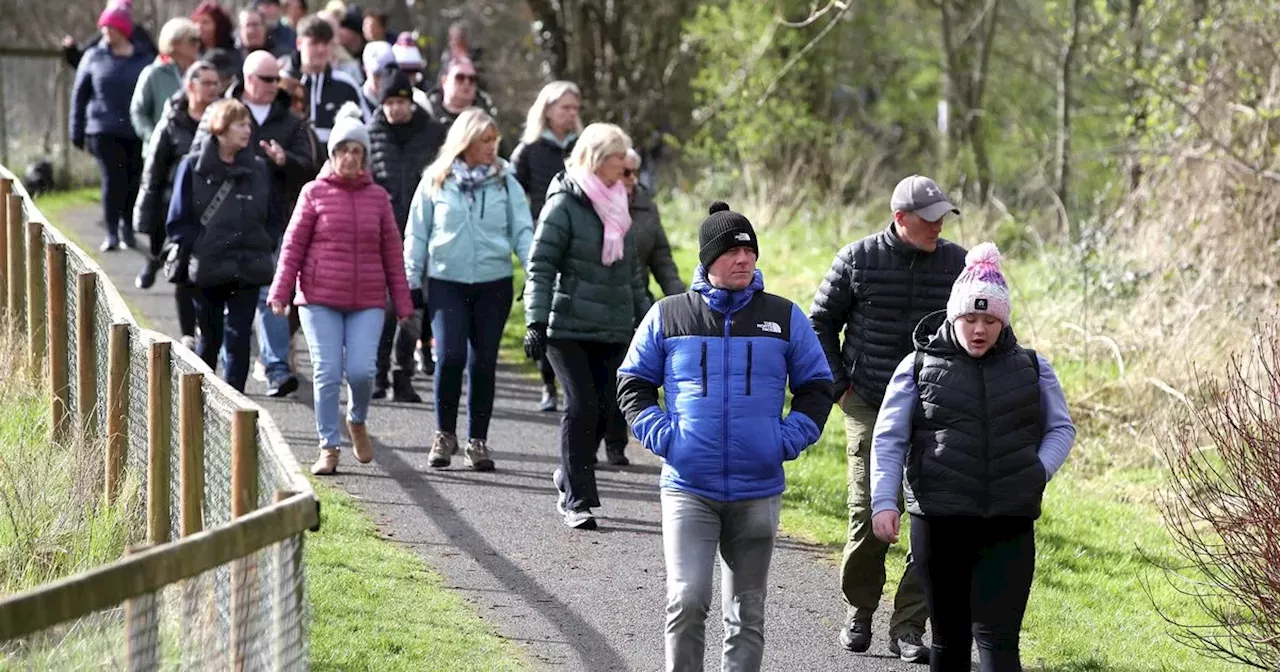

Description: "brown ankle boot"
347 420 373 463
311 446 339 475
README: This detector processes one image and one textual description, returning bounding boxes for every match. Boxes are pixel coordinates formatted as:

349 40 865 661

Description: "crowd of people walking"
65 1 1076 670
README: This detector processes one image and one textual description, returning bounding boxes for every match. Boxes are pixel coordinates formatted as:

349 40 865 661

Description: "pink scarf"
571 168 632 266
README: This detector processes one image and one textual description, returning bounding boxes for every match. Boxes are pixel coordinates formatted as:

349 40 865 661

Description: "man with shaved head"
230 49 319 398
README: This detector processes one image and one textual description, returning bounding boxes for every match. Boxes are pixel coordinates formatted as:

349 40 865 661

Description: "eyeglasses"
253 74 280 84
453 73 477 84
623 169 636 178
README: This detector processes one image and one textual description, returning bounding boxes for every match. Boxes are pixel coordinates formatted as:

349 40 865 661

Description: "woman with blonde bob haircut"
131 18 202 146
511 80 583 412
404 108 535 472
522 122 651 530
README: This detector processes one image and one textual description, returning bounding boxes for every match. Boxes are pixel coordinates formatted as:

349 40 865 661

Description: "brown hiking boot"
464 438 495 471
428 432 458 468
347 420 373 464
311 446 339 475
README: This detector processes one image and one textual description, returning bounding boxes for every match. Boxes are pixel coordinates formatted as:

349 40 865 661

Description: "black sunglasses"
453 73 477 84
623 168 636 178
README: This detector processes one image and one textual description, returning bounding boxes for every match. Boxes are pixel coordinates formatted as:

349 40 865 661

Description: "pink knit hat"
946 242 1012 325
98 4 134 39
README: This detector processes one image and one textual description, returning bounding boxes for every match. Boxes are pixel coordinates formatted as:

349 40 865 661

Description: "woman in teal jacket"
129 18 201 147
403 108 534 473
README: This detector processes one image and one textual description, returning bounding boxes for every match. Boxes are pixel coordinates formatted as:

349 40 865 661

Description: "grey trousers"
661 488 782 672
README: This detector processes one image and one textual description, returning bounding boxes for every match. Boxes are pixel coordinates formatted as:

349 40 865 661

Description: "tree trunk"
1125 0 1146 193
1056 0 1084 237
969 0 1001 204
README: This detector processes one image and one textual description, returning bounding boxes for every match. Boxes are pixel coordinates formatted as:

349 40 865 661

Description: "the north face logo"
757 321 781 334
735 232 751 242
975 298 988 310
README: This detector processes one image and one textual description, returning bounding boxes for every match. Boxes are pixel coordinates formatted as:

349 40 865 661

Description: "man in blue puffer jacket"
617 201 835 672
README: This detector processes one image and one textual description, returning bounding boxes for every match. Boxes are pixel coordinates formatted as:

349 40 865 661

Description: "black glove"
523 323 547 362
410 288 425 310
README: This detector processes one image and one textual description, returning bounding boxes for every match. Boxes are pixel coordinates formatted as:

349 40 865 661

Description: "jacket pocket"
660 412 679 459
746 342 754 396
700 342 708 397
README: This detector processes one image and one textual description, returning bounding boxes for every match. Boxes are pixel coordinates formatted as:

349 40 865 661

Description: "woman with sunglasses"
422 57 499 129
511 80 582 413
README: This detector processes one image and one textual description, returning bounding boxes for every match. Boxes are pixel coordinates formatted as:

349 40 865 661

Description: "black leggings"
545 339 627 511
87 134 142 241
910 515 1035 672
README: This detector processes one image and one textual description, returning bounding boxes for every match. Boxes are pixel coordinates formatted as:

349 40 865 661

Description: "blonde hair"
566 123 631 174
158 18 199 55
625 148 642 167
422 108 501 193
520 81 582 145
206 98 251 136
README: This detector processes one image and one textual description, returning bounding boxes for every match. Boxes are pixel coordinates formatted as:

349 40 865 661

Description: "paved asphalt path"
62 205 930 671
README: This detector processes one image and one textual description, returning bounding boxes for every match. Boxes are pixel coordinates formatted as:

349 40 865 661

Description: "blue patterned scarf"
451 159 493 196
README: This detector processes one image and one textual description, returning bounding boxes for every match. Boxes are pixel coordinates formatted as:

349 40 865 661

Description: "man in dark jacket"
618 201 833 671
808 174 968 663
234 50 320 397
366 69 446 402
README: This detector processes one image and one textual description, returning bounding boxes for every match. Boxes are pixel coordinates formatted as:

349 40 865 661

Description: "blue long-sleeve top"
70 43 152 146
869 352 1077 515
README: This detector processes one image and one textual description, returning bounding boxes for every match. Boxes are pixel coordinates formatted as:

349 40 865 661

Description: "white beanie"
946 242 1012 325
327 102 370 159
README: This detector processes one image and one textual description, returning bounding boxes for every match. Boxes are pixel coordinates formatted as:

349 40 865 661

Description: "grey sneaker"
889 632 930 664
840 618 873 653
563 507 597 530
538 385 557 412
552 468 568 514
180 335 199 352
464 438 495 471
428 432 457 468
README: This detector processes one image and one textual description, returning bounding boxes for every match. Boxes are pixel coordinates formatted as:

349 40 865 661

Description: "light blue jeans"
257 286 293 379
661 488 782 672
298 305 384 448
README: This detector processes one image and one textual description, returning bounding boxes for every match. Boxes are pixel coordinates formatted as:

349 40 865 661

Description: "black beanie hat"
698 201 758 268
377 67 415 105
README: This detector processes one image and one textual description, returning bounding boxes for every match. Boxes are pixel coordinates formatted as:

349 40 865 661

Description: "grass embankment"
19 189 527 670
648 192 1238 671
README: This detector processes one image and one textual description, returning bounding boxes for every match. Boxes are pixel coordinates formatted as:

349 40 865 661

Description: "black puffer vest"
904 312 1046 519
511 135 575 221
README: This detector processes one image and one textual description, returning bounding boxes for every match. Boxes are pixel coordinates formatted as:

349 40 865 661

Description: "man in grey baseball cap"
808 174 968 662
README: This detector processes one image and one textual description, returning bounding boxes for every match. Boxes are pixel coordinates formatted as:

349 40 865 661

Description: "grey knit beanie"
327 102 371 160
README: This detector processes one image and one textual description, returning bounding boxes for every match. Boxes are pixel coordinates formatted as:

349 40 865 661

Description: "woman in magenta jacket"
268 109 414 476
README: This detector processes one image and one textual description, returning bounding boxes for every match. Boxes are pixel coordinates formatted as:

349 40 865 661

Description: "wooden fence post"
179 373 204 537
230 408 259 671
7 194 24 330
76 272 97 437
273 490 303 669
147 341 171 545
46 242 67 442
122 544 158 672
0 178 10 312
105 322 129 504
25 220 43 377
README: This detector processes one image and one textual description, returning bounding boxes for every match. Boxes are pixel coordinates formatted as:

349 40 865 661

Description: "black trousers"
194 283 259 392
176 283 198 338
87 134 142 241
910 515 1036 672
545 339 627 511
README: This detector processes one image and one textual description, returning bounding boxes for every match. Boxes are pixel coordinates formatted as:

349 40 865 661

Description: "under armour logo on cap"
975 298 988 310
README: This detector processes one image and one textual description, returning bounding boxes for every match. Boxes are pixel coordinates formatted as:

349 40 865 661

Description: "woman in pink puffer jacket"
268 110 414 476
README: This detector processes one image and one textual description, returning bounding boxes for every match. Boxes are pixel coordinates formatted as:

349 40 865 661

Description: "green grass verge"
307 485 527 671
31 187 101 223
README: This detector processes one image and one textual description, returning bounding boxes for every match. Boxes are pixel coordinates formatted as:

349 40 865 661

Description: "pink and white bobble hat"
946 242 1012 325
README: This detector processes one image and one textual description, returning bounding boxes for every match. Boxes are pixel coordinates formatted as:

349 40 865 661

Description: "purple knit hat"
947 242 1011 325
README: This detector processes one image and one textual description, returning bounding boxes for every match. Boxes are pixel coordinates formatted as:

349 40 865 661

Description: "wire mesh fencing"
0 168 318 668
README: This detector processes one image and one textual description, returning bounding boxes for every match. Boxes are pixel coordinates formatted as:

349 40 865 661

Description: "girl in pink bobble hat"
866 241 1077 670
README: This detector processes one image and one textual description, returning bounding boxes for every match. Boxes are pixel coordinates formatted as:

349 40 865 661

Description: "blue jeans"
257 286 293 379
661 489 782 672
298 305 384 448
429 277 513 441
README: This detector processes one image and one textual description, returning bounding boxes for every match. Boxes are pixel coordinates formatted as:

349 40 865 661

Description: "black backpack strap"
913 351 924 386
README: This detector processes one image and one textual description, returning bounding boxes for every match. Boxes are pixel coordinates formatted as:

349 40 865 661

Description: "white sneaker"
252 360 267 383
180 335 198 352
563 508 597 530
